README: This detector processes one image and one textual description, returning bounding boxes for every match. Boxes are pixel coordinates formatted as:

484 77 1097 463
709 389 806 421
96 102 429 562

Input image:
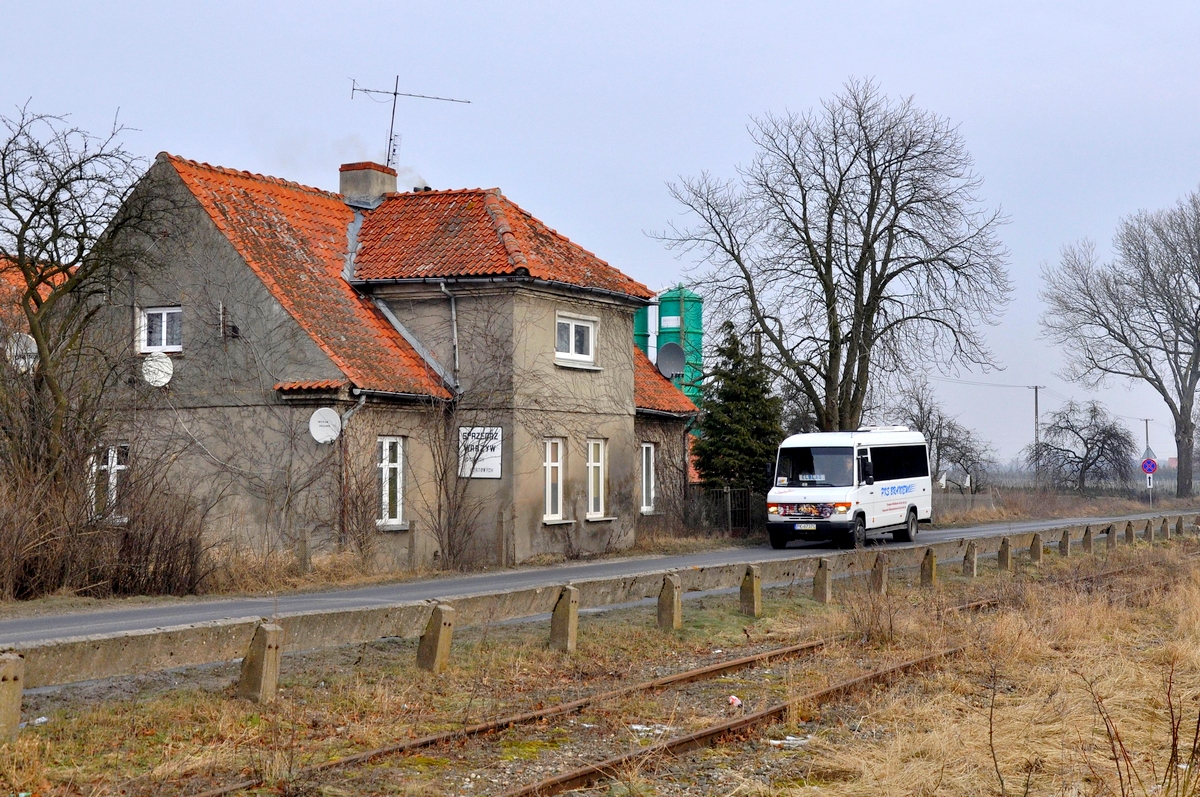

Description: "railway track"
193 549 1194 796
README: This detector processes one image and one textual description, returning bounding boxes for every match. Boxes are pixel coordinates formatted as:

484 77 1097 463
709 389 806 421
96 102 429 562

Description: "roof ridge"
383 186 497 198
502 198 615 269
160 152 338 199
481 189 530 270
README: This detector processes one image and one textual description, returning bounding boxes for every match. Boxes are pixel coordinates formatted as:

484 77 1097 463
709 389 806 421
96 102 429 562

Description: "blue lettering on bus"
880 484 915 497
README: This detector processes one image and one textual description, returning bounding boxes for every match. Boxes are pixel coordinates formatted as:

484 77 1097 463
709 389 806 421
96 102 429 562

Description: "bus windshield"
775 447 854 488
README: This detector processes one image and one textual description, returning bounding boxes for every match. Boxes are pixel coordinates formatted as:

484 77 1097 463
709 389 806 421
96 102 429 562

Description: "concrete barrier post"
1106 524 1116 551
1162 518 1171 541
1059 529 1071 558
550 585 579 653
998 537 1012 572
658 573 683 630
1030 533 1044 565
1176 516 1185 538
740 564 763 618
0 653 22 741
235 623 283 703
920 548 937 588
1125 521 1135 545
963 540 978 578
869 554 888 596
1082 526 1094 554
1145 519 1156 544
813 558 832 604
416 603 455 673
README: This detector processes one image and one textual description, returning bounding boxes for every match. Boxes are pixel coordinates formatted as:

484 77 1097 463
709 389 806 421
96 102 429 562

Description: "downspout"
440 281 460 382
337 392 368 549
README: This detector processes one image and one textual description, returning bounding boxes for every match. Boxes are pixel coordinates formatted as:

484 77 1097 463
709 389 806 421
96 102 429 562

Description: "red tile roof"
353 189 654 300
633 346 698 415
274 379 350 392
164 154 451 399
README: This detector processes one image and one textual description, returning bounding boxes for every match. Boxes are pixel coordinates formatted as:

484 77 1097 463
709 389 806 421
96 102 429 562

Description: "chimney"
339 162 397 206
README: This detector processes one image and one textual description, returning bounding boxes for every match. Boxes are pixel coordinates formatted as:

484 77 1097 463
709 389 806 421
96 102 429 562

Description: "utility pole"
1139 418 1152 450
1028 385 1045 485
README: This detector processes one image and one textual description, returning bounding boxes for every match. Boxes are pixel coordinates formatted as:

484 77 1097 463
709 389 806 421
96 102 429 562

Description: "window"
90 444 129 520
377 437 404 527
640 442 656 513
586 438 606 518
555 315 595 363
543 438 564 521
775 447 855 488
139 307 182 353
869 445 930 482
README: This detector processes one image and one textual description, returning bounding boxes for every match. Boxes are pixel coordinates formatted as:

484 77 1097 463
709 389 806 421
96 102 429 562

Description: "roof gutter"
635 407 700 419
371 297 459 393
348 275 652 306
351 387 451 403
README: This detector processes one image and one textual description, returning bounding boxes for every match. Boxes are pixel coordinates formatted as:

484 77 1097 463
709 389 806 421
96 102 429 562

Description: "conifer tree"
693 321 783 492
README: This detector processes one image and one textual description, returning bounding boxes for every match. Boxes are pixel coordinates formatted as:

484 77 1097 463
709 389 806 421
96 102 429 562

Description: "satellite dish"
5 333 37 374
141 352 174 387
309 407 342 444
656 342 686 379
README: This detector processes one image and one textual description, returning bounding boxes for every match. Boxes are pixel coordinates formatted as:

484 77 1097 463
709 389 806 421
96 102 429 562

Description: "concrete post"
550 585 579 653
1145 519 1155 544
920 548 937 588
0 653 22 741
813 558 832 604
416 603 455 673
869 554 888 596
740 564 762 618
963 540 978 578
658 573 683 630
1059 529 1071 558
1176 516 1185 538
1105 524 1116 551
1162 517 1171 541
235 623 283 703
1082 526 1094 555
1030 533 1044 565
997 537 1012 572
1125 521 1135 545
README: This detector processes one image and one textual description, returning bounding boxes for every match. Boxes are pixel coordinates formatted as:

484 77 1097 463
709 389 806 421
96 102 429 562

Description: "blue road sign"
1142 459 1158 475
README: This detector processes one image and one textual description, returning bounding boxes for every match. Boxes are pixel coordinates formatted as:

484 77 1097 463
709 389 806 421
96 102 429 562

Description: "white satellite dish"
656 341 686 379
141 351 174 387
309 407 342 444
5 332 37 374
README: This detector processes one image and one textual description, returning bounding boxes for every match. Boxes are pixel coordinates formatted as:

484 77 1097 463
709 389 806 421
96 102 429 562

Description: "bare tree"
886 377 994 491
1042 191 1200 497
0 106 165 469
1023 400 1134 494
661 79 1011 431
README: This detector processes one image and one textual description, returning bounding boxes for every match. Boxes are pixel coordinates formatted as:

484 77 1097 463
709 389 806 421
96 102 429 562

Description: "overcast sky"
4 1 1199 462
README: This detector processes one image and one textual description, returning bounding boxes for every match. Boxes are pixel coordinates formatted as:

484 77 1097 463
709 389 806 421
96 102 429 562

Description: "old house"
99 155 696 569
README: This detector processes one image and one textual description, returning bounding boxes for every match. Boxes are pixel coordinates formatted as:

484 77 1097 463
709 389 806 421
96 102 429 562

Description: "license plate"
795 523 816 531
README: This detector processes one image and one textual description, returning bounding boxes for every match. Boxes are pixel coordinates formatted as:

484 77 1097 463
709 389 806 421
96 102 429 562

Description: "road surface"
0 510 1184 646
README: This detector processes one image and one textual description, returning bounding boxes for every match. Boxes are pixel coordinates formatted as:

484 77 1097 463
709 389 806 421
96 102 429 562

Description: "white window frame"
640 442 656 513
90 444 129 522
377 436 405 528
543 438 564 521
586 438 606 519
554 314 596 364
138 306 183 354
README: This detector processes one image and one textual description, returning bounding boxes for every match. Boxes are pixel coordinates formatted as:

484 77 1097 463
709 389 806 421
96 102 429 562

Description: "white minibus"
766 427 932 549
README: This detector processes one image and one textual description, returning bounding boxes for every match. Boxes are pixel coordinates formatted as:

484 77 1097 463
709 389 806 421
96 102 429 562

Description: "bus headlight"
767 504 779 515
833 503 852 514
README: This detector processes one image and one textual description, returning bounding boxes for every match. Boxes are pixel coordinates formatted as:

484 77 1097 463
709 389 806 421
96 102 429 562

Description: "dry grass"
936 490 1200 527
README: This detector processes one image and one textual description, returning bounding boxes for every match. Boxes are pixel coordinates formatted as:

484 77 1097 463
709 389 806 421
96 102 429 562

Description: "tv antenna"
350 76 470 169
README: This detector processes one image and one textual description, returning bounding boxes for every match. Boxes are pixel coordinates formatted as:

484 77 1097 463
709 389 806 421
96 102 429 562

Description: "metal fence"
684 486 764 535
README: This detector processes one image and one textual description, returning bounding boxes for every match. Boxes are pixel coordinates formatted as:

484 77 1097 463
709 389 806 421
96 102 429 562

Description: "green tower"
633 285 703 404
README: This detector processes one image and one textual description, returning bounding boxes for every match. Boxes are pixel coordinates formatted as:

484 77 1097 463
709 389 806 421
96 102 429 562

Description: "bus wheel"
769 529 789 549
840 516 865 549
893 510 917 542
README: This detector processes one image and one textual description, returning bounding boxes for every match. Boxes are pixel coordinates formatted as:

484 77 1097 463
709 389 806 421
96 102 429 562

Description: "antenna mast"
350 76 470 169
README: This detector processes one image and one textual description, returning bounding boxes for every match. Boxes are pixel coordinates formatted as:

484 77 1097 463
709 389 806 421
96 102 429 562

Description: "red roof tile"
274 379 350 392
633 346 698 415
164 155 451 399
353 189 654 300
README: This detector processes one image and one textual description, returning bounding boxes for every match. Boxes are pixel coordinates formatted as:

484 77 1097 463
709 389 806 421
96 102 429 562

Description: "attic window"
138 307 182 354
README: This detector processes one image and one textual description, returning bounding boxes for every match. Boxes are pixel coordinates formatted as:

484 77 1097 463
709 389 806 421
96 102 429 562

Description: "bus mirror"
861 459 874 485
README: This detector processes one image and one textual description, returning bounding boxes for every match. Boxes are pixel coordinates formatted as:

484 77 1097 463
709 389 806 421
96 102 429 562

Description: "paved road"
0 510 1184 646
